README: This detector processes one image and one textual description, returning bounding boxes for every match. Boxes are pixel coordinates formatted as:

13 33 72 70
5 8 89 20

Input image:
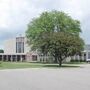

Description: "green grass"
66 61 87 64
0 62 43 69
0 62 83 69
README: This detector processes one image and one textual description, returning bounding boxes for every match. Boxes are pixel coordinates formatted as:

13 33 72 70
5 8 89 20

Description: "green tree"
26 10 84 67
35 32 84 66
0 49 4 53
26 11 81 42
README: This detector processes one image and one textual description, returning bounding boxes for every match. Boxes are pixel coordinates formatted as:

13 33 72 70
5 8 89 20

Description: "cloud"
0 0 90 48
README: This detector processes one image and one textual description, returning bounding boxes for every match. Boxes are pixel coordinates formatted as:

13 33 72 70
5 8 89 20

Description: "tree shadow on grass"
43 64 81 68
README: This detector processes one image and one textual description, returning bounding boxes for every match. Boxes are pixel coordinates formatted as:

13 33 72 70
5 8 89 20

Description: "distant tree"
26 10 84 67
0 49 4 53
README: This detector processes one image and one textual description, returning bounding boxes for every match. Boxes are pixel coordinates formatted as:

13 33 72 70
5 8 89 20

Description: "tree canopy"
0 49 4 53
26 10 84 67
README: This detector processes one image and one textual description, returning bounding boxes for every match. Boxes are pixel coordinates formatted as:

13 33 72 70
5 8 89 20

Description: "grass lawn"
0 61 85 69
0 62 43 69
65 61 87 64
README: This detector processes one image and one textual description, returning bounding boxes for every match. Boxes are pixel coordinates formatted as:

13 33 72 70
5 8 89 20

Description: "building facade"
84 45 90 61
0 36 90 62
69 45 90 62
0 36 38 62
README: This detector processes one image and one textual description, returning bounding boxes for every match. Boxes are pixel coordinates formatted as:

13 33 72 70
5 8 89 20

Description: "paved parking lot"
0 64 90 90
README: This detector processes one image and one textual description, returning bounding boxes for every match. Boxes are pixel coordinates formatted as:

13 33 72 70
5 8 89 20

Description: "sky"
0 0 90 48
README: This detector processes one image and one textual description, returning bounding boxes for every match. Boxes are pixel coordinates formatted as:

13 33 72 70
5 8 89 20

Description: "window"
16 37 24 53
32 55 37 61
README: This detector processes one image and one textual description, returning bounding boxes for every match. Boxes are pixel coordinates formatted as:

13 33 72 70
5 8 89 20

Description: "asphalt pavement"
0 64 90 90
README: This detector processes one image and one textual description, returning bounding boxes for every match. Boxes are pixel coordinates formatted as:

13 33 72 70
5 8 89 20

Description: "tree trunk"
58 59 62 67
59 61 62 67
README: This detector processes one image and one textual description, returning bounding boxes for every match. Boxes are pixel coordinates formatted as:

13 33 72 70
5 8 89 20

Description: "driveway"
0 64 90 90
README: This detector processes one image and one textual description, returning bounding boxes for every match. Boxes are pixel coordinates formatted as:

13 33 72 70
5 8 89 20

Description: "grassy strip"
0 62 82 69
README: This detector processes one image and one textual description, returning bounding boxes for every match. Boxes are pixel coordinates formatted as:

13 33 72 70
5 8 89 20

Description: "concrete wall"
4 37 30 54
4 39 16 54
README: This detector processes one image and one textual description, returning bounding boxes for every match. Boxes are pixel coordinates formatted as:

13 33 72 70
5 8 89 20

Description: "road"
0 64 90 90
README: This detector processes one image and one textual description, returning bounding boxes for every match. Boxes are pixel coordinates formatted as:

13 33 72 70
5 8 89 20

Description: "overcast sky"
0 0 90 48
